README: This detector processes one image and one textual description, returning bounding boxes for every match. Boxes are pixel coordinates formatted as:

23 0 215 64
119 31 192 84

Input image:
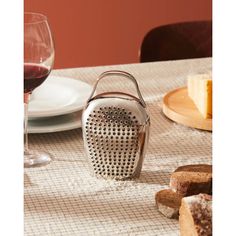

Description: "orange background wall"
24 0 212 69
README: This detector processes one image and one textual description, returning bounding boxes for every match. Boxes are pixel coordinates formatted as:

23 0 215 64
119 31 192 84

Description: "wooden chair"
140 21 212 62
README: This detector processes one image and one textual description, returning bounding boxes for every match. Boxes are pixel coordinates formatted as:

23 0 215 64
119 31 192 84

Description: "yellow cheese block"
187 74 212 119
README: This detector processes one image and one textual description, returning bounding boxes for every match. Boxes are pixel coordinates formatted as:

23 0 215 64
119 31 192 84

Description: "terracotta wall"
24 0 212 69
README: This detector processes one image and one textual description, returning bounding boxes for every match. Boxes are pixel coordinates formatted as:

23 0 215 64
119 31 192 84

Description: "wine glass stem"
24 93 30 152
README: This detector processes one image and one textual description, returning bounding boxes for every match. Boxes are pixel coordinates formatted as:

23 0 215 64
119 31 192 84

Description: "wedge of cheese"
187 74 212 119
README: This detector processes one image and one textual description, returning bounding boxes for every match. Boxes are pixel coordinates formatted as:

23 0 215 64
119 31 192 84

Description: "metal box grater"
82 70 150 180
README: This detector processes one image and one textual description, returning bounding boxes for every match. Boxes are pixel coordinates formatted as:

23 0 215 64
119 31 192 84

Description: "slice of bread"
170 164 212 196
155 189 183 219
179 194 212 236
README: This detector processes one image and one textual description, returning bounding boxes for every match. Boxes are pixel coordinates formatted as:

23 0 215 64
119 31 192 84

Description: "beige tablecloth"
24 58 212 236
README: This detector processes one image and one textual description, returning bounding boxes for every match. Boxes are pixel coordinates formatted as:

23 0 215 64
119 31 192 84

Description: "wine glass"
24 12 55 167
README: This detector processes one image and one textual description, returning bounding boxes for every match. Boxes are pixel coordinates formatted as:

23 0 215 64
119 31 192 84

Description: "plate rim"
28 75 92 118
28 111 82 134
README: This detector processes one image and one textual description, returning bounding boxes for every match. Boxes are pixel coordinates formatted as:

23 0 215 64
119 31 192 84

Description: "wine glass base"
24 149 52 168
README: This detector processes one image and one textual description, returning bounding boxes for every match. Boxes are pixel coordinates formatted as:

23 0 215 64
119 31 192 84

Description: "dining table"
24 57 212 236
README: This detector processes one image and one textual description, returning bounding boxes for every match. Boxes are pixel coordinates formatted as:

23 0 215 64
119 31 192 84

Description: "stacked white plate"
28 75 93 133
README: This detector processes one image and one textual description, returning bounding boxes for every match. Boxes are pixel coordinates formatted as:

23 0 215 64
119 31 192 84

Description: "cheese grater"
82 70 150 180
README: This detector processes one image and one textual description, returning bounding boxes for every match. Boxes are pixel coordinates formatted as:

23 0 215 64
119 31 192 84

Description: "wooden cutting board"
162 87 212 131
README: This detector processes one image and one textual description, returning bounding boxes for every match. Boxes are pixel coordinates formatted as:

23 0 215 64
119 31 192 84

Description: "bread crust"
155 189 183 219
179 194 212 236
170 164 212 196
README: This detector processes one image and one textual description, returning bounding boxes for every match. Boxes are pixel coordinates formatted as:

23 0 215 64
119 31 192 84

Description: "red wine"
24 64 50 93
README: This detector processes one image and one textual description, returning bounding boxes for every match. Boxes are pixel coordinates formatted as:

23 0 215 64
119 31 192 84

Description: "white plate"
28 111 82 134
28 75 92 118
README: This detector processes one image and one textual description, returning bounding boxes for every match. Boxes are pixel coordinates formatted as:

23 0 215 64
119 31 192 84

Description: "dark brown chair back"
140 21 212 62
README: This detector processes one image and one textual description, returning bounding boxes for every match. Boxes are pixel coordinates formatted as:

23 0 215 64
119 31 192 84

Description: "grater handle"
88 70 146 107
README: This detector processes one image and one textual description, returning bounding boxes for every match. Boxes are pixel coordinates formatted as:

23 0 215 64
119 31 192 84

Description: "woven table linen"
24 58 212 236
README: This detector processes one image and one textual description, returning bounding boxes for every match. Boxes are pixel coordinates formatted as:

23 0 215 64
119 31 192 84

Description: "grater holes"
86 107 141 179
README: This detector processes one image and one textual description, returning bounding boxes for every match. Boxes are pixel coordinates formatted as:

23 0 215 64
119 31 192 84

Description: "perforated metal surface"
85 106 140 179
82 70 150 180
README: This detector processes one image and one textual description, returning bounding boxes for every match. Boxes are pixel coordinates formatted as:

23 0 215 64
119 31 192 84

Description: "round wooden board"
162 87 212 131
